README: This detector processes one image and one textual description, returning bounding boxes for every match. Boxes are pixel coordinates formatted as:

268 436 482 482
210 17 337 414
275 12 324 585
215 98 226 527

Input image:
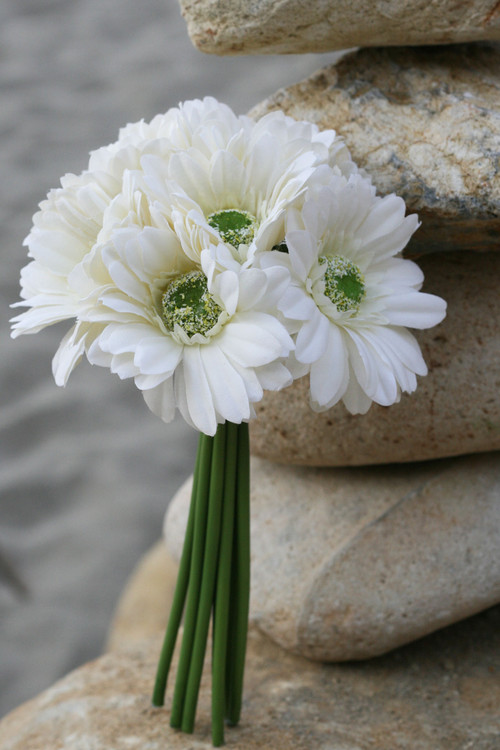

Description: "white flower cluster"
11 98 446 435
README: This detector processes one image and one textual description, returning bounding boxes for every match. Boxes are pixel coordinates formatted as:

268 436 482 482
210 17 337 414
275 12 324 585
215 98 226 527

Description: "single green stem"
170 433 213 728
181 423 227 733
225 422 250 726
211 422 238 746
151 436 201 706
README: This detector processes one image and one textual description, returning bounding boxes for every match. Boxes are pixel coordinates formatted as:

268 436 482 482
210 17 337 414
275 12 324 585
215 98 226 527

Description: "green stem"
181 423 227 733
226 422 250 726
170 433 213 728
211 422 238 746
151 435 201 706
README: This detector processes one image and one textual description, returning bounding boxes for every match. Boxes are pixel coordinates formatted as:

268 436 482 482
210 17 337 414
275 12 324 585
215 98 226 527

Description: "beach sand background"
0 0 342 717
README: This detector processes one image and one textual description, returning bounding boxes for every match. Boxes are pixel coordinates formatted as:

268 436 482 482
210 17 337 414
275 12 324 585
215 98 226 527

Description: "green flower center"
319 255 365 314
162 271 222 337
208 209 257 247
272 240 288 253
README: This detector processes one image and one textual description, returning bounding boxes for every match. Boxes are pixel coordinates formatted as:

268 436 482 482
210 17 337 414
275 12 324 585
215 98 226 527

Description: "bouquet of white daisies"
11 98 446 745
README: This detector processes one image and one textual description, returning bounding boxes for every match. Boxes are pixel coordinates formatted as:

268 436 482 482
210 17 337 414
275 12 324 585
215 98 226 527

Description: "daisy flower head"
86 241 294 435
142 101 353 266
261 172 447 414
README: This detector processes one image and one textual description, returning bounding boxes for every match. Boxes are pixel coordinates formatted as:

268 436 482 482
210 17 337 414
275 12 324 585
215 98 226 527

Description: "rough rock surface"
251 251 500 466
4 612 499 749
250 45 500 257
179 0 500 55
164 453 500 661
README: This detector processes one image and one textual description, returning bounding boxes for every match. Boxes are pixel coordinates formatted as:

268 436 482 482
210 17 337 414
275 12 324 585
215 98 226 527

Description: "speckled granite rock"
250 45 500 257
164 453 500 661
179 0 500 54
251 252 500 467
3 609 500 749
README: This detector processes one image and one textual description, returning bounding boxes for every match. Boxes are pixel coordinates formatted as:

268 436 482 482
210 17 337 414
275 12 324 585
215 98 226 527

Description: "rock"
164 453 500 661
4 611 499 749
251 252 500 466
179 0 500 55
106 544 179 652
250 45 500 257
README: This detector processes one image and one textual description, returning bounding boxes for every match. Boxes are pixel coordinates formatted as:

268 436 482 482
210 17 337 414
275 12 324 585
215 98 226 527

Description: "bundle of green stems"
152 421 250 746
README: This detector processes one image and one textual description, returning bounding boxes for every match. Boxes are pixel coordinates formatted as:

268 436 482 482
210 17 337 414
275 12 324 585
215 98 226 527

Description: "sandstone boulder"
3 611 500 749
180 0 500 55
250 44 500 257
251 252 500 466
165 453 500 661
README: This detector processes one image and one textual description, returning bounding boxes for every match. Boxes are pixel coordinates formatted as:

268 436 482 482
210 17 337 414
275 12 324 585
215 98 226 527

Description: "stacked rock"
164 38 500 660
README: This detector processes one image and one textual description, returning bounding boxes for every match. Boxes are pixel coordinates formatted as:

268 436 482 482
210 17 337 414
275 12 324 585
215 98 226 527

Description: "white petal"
210 150 246 206
295 312 330 364
11 302 78 336
212 270 239 315
383 292 447 329
286 229 318 280
235 268 267 311
134 336 182 375
168 152 215 212
229 361 264 403
309 325 349 409
361 215 420 260
341 372 373 414
104 257 146 303
200 344 250 423
143 378 176 423
370 257 424 289
218 323 282 368
357 193 407 241
219 312 292 367
52 324 89 386
343 331 377 394
109 352 141 380
371 326 427 378
346 328 399 405
183 346 217 435
255 361 293 391
135 372 171 390
99 292 151 320
279 284 317 322
255 265 291 310
98 323 158 354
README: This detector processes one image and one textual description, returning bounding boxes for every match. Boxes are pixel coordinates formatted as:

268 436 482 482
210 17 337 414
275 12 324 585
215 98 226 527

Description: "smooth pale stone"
106 541 173 653
3 611 500 750
106 544 178 652
164 453 500 661
251 252 500 467
179 0 500 54
250 45 500 256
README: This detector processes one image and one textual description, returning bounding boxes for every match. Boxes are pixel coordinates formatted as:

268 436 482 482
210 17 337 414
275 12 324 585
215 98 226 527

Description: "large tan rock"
179 0 500 55
4 612 499 749
250 45 500 257
251 251 500 466
106 543 179 652
165 453 500 661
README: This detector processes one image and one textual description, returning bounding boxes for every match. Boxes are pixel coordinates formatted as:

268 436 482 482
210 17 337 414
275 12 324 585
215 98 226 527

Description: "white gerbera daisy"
261 173 447 414
87 242 293 434
139 105 352 265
